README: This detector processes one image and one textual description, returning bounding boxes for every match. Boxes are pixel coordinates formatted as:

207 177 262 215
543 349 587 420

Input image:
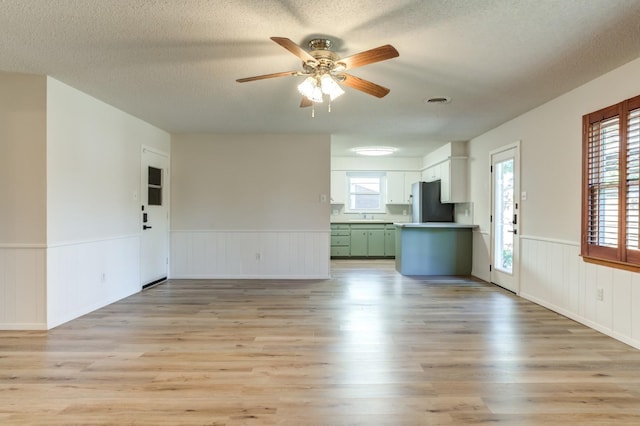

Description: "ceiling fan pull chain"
328 100 332 113
312 103 315 118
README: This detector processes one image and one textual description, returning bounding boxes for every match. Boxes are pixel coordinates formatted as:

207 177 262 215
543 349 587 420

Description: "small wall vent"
424 96 451 104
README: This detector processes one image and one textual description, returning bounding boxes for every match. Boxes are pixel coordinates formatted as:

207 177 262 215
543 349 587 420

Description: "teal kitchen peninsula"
394 223 477 275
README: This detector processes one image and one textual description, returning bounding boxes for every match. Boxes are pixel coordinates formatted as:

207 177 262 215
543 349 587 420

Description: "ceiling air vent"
424 96 451 104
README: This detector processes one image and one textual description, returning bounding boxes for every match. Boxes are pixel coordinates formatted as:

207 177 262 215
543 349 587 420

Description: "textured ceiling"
1 0 639 157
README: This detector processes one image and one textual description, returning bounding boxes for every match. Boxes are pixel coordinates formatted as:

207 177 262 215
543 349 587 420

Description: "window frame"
345 172 387 213
581 94 640 271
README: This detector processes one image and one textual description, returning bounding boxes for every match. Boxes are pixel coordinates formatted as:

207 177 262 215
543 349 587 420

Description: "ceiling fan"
236 37 399 111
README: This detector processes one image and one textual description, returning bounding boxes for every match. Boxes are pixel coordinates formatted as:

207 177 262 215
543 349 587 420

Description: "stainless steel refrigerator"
411 180 454 223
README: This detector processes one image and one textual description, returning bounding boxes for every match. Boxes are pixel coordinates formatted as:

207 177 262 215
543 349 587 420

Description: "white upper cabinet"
421 142 468 203
386 171 405 204
404 171 421 201
440 157 468 203
330 170 346 204
422 163 441 182
386 171 421 204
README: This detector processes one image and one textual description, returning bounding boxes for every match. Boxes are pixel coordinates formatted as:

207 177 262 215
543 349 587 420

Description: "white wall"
331 156 422 172
0 72 47 244
0 72 47 329
469 57 640 349
171 134 331 279
45 77 170 328
46 78 170 243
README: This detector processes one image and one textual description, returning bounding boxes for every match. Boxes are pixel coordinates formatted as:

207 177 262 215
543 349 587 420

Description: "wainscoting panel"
170 230 331 279
0 246 47 329
47 235 140 329
520 236 640 349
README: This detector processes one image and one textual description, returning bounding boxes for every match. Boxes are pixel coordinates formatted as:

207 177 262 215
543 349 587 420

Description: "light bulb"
297 76 316 99
320 74 344 100
311 85 323 103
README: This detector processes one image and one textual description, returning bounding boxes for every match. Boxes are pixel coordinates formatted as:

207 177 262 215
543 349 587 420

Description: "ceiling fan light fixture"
297 76 316 96
352 146 397 156
320 74 344 100
297 76 323 103
311 85 324 103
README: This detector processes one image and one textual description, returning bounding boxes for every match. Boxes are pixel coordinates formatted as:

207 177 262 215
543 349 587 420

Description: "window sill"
581 255 640 273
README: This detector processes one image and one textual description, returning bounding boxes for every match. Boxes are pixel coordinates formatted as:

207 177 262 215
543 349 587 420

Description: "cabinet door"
386 171 405 204
330 171 346 204
423 164 441 182
448 157 468 203
404 172 421 203
384 228 395 256
350 230 368 256
440 160 451 203
368 229 386 256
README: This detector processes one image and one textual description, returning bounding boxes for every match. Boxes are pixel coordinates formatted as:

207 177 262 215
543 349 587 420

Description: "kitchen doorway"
490 142 520 293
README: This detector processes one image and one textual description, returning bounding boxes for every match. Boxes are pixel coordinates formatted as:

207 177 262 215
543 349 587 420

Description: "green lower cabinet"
368 229 385 256
384 227 396 256
331 246 350 257
350 229 368 256
349 225 388 257
331 224 351 257
331 223 396 258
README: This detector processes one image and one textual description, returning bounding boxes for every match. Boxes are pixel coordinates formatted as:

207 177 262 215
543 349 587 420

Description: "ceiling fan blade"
300 97 313 108
270 37 316 63
338 44 399 71
236 70 299 83
340 74 391 98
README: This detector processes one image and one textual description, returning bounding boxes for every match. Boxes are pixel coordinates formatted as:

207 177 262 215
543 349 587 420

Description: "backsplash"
330 204 412 223
330 202 474 224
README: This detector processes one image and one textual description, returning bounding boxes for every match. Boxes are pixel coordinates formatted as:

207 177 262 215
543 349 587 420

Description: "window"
582 94 640 269
347 173 386 212
148 166 163 206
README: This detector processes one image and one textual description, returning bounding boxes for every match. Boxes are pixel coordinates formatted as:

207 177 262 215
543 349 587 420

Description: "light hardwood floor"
2 259 640 425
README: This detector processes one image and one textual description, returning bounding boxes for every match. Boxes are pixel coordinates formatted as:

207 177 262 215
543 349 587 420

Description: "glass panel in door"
493 158 514 274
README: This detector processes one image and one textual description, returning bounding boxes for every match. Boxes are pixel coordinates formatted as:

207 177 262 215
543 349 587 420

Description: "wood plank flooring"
2 259 640 425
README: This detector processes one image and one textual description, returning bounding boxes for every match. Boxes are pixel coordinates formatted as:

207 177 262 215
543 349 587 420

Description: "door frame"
140 145 170 288
490 141 521 294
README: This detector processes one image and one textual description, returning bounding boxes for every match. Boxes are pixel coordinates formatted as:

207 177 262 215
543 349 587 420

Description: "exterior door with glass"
140 147 169 287
490 143 520 293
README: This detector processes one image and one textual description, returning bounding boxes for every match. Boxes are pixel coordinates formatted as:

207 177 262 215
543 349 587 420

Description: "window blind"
626 108 640 251
582 94 640 269
587 116 620 248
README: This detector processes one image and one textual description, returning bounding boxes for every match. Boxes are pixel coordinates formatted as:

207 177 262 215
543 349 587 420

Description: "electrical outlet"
596 287 604 301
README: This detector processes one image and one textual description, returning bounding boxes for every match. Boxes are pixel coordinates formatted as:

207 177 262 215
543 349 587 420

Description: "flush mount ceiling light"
352 146 397 156
236 37 399 117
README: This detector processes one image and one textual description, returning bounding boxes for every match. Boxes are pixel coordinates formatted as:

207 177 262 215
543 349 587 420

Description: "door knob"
143 225 153 230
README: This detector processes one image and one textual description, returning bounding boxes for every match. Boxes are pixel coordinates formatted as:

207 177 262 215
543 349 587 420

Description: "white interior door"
490 143 520 293
141 147 169 287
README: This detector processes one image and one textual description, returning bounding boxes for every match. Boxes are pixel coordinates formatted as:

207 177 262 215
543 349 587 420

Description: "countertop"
394 222 478 228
